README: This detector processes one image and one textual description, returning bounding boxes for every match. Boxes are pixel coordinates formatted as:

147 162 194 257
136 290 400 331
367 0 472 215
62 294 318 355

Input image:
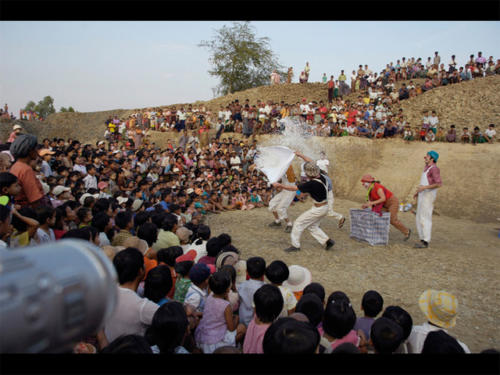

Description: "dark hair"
174 260 194 277
295 293 324 327
0 172 18 191
11 206 37 232
92 198 110 215
265 260 289 284
421 330 465 354
254 284 284 323
209 271 231 295
151 212 167 228
194 224 210 243
370 317 404 354
62 228 91 241
100 335 152 354
188 263 211 285
113 247 144 284
144 265 173 303
134 211 150 230
219 264 236 284
323 299 356 339
77 207 91 223
35 205 55 225
303 283 326 305
246 256 266 279
205 237 221 257
263 318 320 354
0 204 11 223
92 212 110 232
161 213 178 232
85 226 99 243
361 290 384 318
217 233 231 248
145 301 188 354
157 246 183 267
326 291 350 305
115 211 133 230
137 222 158 247
382 306 413 341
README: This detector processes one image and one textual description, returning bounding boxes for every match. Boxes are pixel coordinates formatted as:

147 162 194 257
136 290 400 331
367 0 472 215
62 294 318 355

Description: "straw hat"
131 199 144 212
418 289 458 329
282 265 312 292
215 251 239 270
122 236 149 256
303 162 320 178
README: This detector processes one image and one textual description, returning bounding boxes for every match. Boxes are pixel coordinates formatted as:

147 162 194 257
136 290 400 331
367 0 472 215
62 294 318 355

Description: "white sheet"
254 146 295 184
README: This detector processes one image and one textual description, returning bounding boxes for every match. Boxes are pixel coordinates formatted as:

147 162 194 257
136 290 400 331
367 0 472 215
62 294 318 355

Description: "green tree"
23 96 55 118
199 22 284 96
60 106 75 113
23 101 36 112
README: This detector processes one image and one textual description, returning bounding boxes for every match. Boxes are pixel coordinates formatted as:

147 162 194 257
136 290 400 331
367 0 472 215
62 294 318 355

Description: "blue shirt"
237 279 265 327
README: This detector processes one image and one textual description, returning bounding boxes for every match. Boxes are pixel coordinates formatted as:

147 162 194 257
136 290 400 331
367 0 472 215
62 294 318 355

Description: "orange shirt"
143 256 158 280
10 161 44 207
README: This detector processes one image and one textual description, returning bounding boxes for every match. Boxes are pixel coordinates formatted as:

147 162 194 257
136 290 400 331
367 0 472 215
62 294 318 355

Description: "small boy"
353 290 384 341
184 263 211 314
369 317 404 354
243 284 284 354
446 125 457 142
471 126 483 145
461 127 470 143
77 207 93 228
0 172 39 229
484 124 496 143
403 125 414 143
238 256 266 327
35 205 56 244
425 129 435 142
174 256 195 303
265 260 297 318
10 206 39 247
419 126 427 141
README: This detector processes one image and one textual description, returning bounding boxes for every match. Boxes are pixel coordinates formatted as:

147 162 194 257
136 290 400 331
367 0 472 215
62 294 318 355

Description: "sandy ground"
206 196 500 353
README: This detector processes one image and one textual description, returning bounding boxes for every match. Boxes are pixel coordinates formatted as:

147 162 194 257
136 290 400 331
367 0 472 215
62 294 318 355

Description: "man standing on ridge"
414 151 442 248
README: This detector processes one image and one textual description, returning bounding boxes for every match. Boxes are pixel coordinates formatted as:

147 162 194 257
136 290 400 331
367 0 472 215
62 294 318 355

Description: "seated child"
435 126 445 142
282 265 312 302
243 284 284 353
262 317 320 354
143 265 173 306
10 206 39 247
0 172 39 230
295 293 324 330
195 271 246 353
220 264 240 312
184 263 211 314
425 129 435 142
157 246 183 299
320 297 361 353
173 256 195 303
471 126 483 145
461 127 470 143
238 256 266 327
382 305 414 354
35 205 56 244
265 260 297 318
353 290 384 341
403 125 414 142
369 317 404 354
446 125 457 142
484 124 496 143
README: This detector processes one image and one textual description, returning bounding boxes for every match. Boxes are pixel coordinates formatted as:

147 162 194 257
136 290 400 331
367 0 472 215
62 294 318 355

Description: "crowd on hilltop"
99 51 497 145
0 127 498 355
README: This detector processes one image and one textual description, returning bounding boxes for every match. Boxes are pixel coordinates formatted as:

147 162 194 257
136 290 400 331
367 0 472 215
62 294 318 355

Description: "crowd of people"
0 129 496 355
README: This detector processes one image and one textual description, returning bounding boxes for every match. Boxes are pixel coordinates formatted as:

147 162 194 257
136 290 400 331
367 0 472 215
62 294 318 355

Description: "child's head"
217 233 231 248
144 265 173 303
208 270 231 296
219 264 236 286
326 290 350 305
145 301 188 354
206 237 222 258
361 290 384 318
35 206 56 228
421 330 465 354
77 207 92 224
0 204 12 238
382 305 413 342
265 260 289 285
137 222 159 248
12 206 38 237
0 172 21 197
157 246 183 267
263 317 320 354
323 298 356 339
188 263 211 288
253 284 284 324
295 293 324 327
369 317 404 354
246 256 266 280
302 282 326 305
175 260 194 278
113 247 145 285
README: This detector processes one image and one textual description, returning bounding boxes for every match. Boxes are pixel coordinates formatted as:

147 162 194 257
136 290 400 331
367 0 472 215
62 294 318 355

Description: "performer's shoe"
338 217 346 229
414 240 428 248
325 239 335 250
404 229 411 241
284 246 301 252
268 221 281 228
284 225 293 233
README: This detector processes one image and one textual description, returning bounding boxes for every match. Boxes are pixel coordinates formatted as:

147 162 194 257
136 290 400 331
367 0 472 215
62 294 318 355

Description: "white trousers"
416 191 436 242
269 190 296 221
291 204 329 248
327 190 343 219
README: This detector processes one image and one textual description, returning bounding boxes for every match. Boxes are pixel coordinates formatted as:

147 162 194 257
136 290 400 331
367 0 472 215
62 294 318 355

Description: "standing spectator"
327 76 335 104
321 73 327 83
287 67 293 83
304 62 310 82
413 151 442 249
433 51 440 67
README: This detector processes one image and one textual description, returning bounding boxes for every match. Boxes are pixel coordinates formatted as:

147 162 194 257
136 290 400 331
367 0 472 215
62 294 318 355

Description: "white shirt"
177 111 187 121
407 322 470 354
428 115 439 127
316 158 329 173
36 228 56 244
83 174 98 190
184 284 208 313
485 128 496 138
73 164 87 175
104 286 159 343
190 240 207 262
99 232 110 246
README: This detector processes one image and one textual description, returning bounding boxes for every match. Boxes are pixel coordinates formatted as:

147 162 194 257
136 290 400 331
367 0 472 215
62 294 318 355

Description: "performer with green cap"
413 150 442 248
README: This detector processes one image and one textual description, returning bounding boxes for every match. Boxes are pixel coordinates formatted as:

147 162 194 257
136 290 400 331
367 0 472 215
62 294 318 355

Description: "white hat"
52 185 71 197
117 196 129 205
131 199 144 212
41 182 50 195
98 141 105 146
282 265 312 292
186 188 194 195
79 193 99 206
13 124 23 131
234 260 247 285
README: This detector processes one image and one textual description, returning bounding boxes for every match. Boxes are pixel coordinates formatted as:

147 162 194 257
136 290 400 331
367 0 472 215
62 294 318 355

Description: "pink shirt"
424 164 442 186
327 330 360 351
243 317 270 354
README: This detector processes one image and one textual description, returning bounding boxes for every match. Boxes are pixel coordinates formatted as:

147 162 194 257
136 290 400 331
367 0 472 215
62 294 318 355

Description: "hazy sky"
1 21 499 116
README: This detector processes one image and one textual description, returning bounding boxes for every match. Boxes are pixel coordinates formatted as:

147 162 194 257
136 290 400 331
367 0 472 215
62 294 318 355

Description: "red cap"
360 174 375 183
176 249 197 263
